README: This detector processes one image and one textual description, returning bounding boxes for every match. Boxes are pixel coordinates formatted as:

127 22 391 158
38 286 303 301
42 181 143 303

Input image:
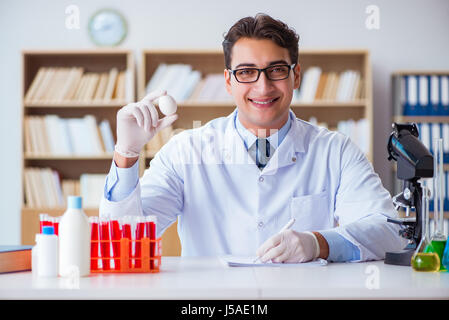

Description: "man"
101 13 407 263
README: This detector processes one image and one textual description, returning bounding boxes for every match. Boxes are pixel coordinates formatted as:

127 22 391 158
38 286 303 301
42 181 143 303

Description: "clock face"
88 9 127 46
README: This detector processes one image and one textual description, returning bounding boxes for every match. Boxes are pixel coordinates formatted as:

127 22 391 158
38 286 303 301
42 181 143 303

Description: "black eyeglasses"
228 64 296 83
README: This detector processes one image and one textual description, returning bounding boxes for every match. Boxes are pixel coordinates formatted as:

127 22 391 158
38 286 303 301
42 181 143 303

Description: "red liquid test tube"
89 216 99 271
39 213 51 233
145 216 157 270
53 217 60 236
110 218 121 271
121 216 133 268
99 216 111 271
134 216 146 268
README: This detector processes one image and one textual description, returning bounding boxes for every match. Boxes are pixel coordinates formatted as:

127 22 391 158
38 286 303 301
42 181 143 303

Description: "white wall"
1 0 449 244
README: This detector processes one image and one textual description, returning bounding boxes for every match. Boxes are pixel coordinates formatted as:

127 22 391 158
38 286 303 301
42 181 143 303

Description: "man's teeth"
251 98 276 104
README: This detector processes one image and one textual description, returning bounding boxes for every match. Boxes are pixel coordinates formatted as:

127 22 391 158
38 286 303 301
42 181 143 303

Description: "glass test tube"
146 216 157 269
134 216 146 268
121 216 133 268
99 216 111 271
110 217 121 271
53 217 60 236
431 138 448 270
89 216 100 271
433 138 446 241
39 213 51 233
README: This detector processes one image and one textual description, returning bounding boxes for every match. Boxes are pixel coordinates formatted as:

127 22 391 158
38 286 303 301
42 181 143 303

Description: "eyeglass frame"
227 63 297 83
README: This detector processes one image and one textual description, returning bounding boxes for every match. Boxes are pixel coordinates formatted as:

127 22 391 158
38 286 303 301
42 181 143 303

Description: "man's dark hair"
222 13 300 69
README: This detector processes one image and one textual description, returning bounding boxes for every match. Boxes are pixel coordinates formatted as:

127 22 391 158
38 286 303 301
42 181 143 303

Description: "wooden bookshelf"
21 49 135 245
140 49 374 255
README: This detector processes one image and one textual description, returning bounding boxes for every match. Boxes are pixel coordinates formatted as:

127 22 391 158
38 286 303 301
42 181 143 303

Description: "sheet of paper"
220 255 328 267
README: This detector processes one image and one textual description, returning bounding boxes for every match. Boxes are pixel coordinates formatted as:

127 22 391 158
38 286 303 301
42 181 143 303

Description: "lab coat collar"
223 108 306 174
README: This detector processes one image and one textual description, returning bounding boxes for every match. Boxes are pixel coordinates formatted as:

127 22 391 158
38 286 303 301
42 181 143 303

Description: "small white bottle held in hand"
59 196 90 277
37 226 58 278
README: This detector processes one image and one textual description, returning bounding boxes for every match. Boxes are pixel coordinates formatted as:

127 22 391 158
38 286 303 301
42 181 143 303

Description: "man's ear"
293 63 301 90
224 69 232 95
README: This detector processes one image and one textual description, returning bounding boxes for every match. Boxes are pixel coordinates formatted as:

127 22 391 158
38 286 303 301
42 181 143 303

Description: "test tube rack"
90 237 162 273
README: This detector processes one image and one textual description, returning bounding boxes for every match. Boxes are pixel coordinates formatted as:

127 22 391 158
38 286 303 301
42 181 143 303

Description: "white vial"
37 226 59 278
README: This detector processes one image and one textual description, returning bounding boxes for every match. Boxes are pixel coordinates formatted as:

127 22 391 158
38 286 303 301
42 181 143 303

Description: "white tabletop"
0 257 448 299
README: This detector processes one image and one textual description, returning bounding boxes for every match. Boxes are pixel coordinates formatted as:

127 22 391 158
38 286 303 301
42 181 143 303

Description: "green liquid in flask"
411 253 441 272
425 240 447 271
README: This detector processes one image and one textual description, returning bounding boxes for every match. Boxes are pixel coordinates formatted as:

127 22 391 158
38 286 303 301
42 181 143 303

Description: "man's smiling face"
225 37 300 134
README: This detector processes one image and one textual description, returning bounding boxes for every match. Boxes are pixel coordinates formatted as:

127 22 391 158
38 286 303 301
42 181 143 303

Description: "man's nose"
253 71 274 91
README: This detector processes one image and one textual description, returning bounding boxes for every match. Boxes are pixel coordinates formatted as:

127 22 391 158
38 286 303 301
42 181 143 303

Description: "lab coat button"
259 177 264 182
292 157 297 162
258 221 264 228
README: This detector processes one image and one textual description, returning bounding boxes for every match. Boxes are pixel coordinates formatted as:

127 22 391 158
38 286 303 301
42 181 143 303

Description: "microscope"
385 123 434 266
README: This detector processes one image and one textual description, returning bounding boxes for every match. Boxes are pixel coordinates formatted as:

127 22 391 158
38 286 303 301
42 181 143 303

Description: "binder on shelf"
404 75 418 116
443 123 449 163
416 122 449 163
430 75 440 116
417 75 429 116
400 74 449 117
430 122 441 154
442 76 449 116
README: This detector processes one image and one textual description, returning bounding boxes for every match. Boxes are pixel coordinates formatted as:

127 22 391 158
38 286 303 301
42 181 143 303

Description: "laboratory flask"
411 184 440 272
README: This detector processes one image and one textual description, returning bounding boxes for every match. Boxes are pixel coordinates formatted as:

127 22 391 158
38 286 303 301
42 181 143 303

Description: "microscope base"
384 249 414 266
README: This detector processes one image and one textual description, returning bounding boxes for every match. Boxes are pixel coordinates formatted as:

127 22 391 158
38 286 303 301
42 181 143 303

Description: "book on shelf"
23 167 107 209
79 173 108 208
294 67 363 103
24 167 64 208
61 179 80 202
0 246 33 274
194 74 231 102
308 117 369 155
145 63 232 103
394 74 449 116
24 115 115 156
146 125 185 155
24 67 130 104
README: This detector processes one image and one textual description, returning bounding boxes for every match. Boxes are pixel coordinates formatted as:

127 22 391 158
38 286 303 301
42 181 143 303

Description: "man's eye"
271 66 287 73
237 69 256 76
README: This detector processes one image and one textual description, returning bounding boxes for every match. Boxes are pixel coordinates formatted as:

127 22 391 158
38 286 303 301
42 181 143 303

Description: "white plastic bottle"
37 226 59 278
59 196 90 277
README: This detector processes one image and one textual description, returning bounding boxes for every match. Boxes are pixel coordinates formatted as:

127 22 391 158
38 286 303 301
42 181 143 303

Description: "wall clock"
88 9 127 46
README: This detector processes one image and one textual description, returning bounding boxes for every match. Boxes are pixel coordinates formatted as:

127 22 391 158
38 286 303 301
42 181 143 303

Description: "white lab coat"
100 109 408 261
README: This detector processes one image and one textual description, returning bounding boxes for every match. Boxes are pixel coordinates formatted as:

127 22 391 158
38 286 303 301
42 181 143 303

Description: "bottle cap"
67 196 82 209
42 226 55 235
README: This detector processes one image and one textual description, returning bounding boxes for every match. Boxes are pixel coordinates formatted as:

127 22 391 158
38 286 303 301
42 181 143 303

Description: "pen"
253 218 296 263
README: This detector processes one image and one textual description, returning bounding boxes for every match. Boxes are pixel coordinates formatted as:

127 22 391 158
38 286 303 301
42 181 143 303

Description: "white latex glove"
115 90 178 158
256 230 320 263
